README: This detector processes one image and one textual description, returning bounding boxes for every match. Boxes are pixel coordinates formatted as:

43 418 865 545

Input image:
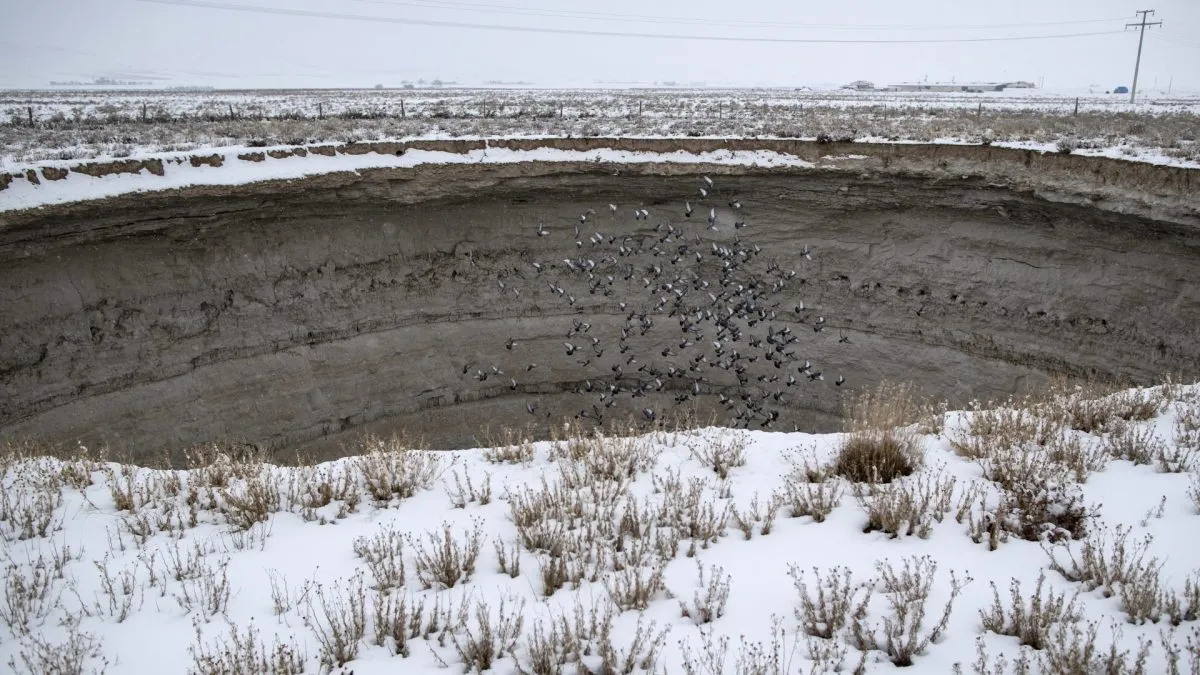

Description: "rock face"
1 153 1198 463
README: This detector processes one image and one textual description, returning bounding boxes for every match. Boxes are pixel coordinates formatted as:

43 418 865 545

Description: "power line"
1126 9 1163 103
136 0 1130 45
344 0 1132 32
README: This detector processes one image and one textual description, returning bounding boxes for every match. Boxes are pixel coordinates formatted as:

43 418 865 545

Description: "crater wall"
2 147 1198 462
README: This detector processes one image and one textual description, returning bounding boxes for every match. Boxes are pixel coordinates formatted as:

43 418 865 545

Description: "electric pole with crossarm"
1126 9 1162 104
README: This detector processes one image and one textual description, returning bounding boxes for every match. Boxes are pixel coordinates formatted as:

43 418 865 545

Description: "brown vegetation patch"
189 154 224 168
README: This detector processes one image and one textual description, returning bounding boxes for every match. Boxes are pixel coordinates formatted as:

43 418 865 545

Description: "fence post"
1073 97 1079 117
318 102 323 119
27 106 33 126
638 100 642 117
141 102 147 122
976 101 982 118
400 99 406 118
559 102 564 118
228 103 235 120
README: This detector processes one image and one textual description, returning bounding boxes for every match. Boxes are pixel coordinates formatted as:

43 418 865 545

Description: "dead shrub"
790 565 873 640
517 600 667 675
979 571 1083 650
356 436 442 505
6 615 106 675
1105 422 1166 465
1038 621 1153 674
688 431 749 479
302 571 367 669
371 590 424 657
850 556 971 668
447 595 526 673
680 561 731 625
353 524 407 590
603 558 667 611
188 619 307 675
411 520 485 590
857 468 956 539
1045 525 1154 597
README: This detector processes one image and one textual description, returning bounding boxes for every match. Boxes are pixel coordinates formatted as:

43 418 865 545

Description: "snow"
0 147 817 213
2 384 1199 674
4 87 1198 172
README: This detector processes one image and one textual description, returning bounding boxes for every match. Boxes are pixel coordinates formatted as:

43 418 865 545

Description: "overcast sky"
2 0 1198 91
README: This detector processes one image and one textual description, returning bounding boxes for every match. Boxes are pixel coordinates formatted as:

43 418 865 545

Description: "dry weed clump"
1044 525 1199 625
680 561 732 625
979 571 1084 650
790 565 873 640
410 520 485 590
188 619 307 675
446 594 526 673
6 614 107 675
856 468 956 539
171 554 233 620
445 468 493 509
1105 421 1167 466
1044 525 1155 597
849 556 971 667
1039 621 1153 675
0 463 66 542
517 600 668 675
687 431 749 479
953 408 1095 545
355 435 442 505
302 571 368 669
353 524 407 590
0 559 63 636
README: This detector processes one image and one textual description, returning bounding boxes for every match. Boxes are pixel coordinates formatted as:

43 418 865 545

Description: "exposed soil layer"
2 142 1199 463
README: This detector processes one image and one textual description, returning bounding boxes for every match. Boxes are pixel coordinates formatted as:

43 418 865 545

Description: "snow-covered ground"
2 87 1197 170
0 146 826 212
3 383 1199 674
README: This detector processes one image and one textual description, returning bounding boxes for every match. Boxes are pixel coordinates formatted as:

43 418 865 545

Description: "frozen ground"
2 382 1199 674
1 87 1197 169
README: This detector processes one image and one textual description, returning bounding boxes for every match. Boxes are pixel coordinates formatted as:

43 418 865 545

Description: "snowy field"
2 87 1197 169
3 381 1199 674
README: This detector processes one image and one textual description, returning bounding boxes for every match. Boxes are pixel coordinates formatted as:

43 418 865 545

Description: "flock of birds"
460 175 851 431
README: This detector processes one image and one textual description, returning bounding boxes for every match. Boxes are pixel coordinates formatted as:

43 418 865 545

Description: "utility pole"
1126 9 1162 104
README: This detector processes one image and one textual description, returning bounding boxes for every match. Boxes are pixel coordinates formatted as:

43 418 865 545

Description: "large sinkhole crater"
2 146 1199 463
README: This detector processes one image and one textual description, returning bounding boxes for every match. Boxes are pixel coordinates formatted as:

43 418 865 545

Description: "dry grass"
833 383 929 484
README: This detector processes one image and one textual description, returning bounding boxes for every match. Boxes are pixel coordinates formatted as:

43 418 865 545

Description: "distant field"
1 88 1198 168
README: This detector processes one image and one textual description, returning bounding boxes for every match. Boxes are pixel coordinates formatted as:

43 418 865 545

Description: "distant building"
881 81 1036 93
841 80 876 91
